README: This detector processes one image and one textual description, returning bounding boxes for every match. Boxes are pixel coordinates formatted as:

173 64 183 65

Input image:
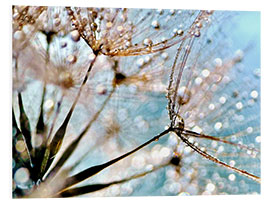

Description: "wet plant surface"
12 6 260 197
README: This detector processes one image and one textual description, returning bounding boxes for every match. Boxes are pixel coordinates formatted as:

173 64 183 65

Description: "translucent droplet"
217 146 224 153
214 58 223 67
15 140 26 153
131 156 145 169
208 103 215 110
234 49 244 62
255 136 261 143
214 122 222 131
44 99 54 111
157 9 164 15
219 96 227 104
250 90 258 99
32 133 43 148
169 9 175 15
196 22 203 28
136 58 144 68
228 174 236 181
117 25 123 32
91 22 98 31
177 29 184 36
161 52 169 60
143 38 153 47
14 167 30 184
67 55 77 64
106 21 113 28
144 56 151 63
160 147 171 158
235 102 243 110
206 183 215 192
229 160 236 167
195 77 202 85
194 30 200 37
253 68 260 78
151 20 160 29
70 30 80 42
246 127 253 134
202 69 210 77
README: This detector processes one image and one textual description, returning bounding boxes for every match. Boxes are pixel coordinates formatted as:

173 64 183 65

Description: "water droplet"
136 58 145 68
229 160 236 167
117 25 123 32
44 99 54 111
206 183 215 192
219 96 227 104
208 103 215 110
253 68 260 78
14 167 30 184
106 21 113 28
143 38 153 47
169 9 175 15
228 174 236 181
70 30 80 42
91 22 98 31
250 90 258 99
201 69 210 77
151 20 160 29
255 136 261 143
235 102 243 110
246 127 253 134
214 122 222 131
15 140 26 153
161 52 169 60
195 77 202 85
194 30 201 37
196 22 203 28
144 56 151 63
214 58 223 67
177 29 184 36
234 49 244 62
67 55 77 64
217 146 224 153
